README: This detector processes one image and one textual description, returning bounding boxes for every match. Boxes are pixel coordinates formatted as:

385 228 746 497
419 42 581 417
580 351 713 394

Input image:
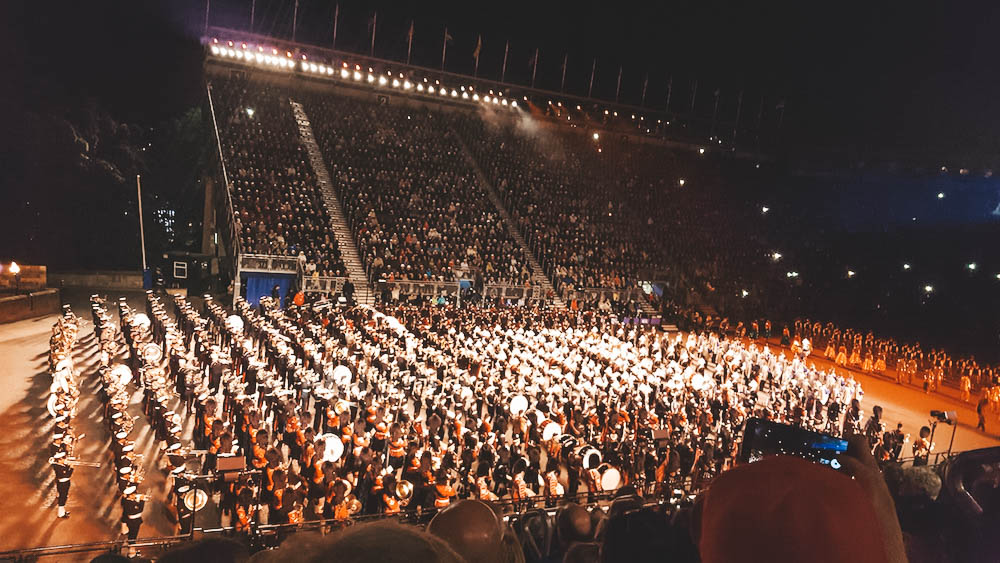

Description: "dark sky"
6 0 1000 166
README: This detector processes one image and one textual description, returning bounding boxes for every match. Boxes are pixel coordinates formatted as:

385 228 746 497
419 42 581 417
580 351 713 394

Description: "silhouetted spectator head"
428 499 504 563
698 455 889 563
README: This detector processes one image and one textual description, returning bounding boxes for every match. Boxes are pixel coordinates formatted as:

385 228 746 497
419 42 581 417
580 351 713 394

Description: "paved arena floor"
0 290 997 554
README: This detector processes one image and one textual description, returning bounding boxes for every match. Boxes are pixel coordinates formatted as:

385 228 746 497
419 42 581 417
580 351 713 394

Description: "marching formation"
44 291 886 539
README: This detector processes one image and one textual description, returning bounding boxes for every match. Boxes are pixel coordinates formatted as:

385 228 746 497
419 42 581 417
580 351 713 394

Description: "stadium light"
678 178 686 187
995 273 1000 280
924 284 934 293
483 95 490 103
772 252 782 261
501 99 508 105
341 69 350 79
511 101 517 108
404 80 412 89
378 76 387 86
761 206 769 214
593 132 600 140
428 86 436 94
9 262 20 275
392 78 400 88
452 89 459 97
937 192 945 199
787 271 799 278
472 93 479 101
698 148 706 155
417 84 424 92
847 270 856 278
245 108 255 118
968 262 977 271
741 289 749 298
353 71 362 81
903 263 911 270
211 45 220 55
367 74 375 83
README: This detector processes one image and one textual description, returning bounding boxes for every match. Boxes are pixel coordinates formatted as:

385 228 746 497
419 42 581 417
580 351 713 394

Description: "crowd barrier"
0 288 61 324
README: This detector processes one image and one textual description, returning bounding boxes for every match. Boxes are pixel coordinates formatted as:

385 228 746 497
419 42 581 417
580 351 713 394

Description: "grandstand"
202 30 774 321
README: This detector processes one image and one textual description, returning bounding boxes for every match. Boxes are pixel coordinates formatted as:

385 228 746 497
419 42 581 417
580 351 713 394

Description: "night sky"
7 0 1000 167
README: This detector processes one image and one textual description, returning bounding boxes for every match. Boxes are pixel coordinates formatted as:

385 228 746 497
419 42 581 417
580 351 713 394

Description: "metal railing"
237 254 301 273
302 275 350 294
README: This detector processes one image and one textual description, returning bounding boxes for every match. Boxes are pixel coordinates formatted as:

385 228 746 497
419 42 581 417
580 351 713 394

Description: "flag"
473 35 482 76
406 20 414 63
441 27 452 70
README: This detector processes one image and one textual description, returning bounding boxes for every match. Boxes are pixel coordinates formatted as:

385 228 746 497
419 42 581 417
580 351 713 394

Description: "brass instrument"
395 479 414 500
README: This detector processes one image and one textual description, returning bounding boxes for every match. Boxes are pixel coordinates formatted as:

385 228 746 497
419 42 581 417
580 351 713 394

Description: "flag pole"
690 79 698 113
733 89 744 146
292 0 298 41
560 53 568 92
370 11 377 56
588 58 596 98
204 0 210 35
441 27 448 70
501 41 509 82
249 0 255 32
332 4 339 49
531 48 539 88
136 175 147 272
615 66 622 102
665 75 673 113
641 73 648 105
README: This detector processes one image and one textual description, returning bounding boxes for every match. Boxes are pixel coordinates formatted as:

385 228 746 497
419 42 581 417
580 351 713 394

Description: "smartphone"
738 418 848 470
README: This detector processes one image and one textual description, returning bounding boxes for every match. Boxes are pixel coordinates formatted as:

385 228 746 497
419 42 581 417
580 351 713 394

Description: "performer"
51 452 74 518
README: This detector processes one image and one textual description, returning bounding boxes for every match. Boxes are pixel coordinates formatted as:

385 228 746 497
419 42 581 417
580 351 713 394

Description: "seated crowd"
303 94 534 287
214 77 346 277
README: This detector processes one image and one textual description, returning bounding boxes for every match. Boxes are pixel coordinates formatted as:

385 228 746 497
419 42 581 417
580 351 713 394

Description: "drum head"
183 489 209 512
542 421 561 442
600 467 622 491
510 395 528 415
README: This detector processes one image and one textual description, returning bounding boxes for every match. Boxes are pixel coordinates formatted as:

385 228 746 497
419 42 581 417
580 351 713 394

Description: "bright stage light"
403 80 412 89
441 88 448 97
968 263 977 270
452 89 458 97
593 133 600 140
698 148 706 155
924 285 934 293
511 101 517 108
847 270 856 278
367 74 375 83
428 86 435 94
903 263 911 270
341 69 349 78
246 108 255 117
501 99 508 105
392 78 400 87
678 178 686 187
417 84 425 91
937 192 945 199
353 71 362 81
462 92 469 99
761 206 769 213
786 271 799 278
378 76 387 85
492 97 499 104
483 95 490 103
9 262 20 275
741 289 749 298
772 252 782 261
211 45 220 55
472 93 479 101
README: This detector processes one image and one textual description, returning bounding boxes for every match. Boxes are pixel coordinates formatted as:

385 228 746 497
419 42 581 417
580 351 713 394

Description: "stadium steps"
450 128 566 309
289 99 374 306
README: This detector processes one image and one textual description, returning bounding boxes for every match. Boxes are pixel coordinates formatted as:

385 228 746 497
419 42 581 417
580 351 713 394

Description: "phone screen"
739 418 849 470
